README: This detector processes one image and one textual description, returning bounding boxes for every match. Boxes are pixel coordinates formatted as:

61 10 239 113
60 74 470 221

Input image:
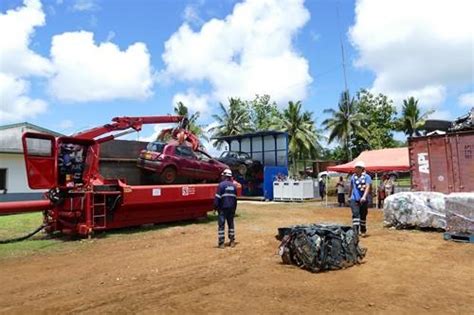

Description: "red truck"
0 115 240 237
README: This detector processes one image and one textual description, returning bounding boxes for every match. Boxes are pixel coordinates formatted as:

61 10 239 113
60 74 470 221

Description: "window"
196 151 211 162
0 169 6 191
26 138 53 156
175 146 195 158
146 142 165 153
238 152 251 159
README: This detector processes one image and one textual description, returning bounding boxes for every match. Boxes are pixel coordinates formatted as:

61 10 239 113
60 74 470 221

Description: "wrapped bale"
445 193 474 235
383 192 446 229
277 224 366 273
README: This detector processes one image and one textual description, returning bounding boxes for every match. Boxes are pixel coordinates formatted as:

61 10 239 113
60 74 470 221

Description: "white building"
0 122 62 200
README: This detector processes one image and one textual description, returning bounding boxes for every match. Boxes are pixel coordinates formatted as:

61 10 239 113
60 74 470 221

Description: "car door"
175 146 198 178
22 132 57 189
196 151 219 180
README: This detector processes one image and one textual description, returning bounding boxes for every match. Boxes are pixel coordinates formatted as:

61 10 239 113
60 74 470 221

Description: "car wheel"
238 164 247 175
160 167 177 184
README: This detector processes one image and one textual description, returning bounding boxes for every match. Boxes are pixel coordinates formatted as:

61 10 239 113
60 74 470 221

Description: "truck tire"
160 167 177 184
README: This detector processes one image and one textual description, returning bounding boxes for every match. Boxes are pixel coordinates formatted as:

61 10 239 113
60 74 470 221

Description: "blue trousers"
350 200 368 234
218 208 235 245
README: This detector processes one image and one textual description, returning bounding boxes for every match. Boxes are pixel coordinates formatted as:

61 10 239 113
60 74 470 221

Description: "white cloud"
72 0 99 12
349 0 474 108
161 0 312 113
0 0 53 78
0 73 47 122
427 110 453 121
458 92 474 108
172 91 210 115
48 31 154 102
139 124 177 143
0 0 50 123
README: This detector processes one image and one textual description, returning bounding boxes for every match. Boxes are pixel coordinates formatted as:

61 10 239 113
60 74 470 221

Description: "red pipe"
0 200 52 215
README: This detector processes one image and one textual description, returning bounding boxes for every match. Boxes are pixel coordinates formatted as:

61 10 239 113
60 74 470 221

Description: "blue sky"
1 0 473 149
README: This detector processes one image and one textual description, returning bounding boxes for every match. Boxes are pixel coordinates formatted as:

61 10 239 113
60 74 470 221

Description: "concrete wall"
0 153 39 193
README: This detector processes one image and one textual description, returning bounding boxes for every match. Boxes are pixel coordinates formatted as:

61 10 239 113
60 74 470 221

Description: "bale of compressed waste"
383 192 446 229
277 224 366 273
445 193 474 234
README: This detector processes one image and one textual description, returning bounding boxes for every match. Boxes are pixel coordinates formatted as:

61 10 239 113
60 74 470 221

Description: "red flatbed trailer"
0 116 238 237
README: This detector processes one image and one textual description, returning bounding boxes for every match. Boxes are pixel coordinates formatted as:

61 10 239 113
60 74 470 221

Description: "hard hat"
222 169 233 177
354 161 365 169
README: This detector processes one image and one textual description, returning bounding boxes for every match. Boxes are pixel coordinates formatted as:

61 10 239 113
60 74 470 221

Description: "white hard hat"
354 161 365 169
222 169 232 177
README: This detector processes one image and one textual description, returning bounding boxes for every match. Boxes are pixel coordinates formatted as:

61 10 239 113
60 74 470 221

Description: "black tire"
237 163 247 175
160 167 177 184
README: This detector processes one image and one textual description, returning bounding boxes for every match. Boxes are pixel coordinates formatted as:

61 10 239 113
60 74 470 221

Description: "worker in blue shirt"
214 169 238 248
348 161 372 237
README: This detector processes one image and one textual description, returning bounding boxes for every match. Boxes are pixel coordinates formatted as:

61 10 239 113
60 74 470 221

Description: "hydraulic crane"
0 115 236 237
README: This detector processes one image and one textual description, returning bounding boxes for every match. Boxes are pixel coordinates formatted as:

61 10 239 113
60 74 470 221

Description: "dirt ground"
0 201 473 314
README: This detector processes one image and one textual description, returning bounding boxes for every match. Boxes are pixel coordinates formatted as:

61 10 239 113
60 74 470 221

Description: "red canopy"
327 147 409 173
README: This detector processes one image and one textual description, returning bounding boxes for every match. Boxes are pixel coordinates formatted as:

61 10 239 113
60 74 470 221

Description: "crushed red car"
137 141 229 184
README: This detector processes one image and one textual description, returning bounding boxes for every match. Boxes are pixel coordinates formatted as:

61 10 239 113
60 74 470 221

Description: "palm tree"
396 97 434 137
157 102 208 142
271 101 321 174
209 98 252 149
323 90 367 161
173 101 208 140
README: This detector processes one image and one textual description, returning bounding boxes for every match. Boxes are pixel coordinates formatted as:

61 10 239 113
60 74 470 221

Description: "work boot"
229 241 236 248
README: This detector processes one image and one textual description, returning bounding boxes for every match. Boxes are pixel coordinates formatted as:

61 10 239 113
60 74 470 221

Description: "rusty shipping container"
409 130 474 193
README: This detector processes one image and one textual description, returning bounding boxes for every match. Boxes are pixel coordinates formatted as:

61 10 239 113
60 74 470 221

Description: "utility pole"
336 2 349 93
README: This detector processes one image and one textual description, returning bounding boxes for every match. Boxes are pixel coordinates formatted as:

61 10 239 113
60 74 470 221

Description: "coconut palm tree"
209 98 252 149
271 101 322 174
396 97 434 137
173 101 208 140
323 90 367 161
157 102 208 143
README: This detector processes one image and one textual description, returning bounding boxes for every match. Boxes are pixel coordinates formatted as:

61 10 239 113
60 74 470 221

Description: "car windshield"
196 151 211 162
146 142 165 153
220 151 239 158
238 152 250 159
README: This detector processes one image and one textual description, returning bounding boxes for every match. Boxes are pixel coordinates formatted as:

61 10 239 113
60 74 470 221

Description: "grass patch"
0 212 62 258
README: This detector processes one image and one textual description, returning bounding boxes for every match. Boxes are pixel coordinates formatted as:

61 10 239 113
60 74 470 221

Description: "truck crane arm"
71 115 202 150
72 115 184 142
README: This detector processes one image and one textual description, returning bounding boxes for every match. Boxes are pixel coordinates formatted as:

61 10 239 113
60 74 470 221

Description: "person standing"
318 176 326 201
336 176 346 207
214 169 238 249
348 161 372 236
378 174 387 208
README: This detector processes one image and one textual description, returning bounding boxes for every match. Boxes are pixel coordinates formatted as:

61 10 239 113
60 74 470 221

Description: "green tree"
209 98 252 149
323 90 367 161
248 94 281 130
351 90 398 157
173 101 208 140
396 97 433 137
271 101 321 174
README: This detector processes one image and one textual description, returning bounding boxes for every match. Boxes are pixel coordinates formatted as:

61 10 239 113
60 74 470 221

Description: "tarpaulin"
327 147 409 173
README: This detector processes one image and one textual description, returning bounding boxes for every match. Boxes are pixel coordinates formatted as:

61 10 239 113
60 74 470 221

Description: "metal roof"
212 130 287 141
0 122 63 137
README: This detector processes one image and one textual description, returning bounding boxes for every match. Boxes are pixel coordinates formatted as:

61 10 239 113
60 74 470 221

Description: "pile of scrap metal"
450 107 473 131
276 224 367 273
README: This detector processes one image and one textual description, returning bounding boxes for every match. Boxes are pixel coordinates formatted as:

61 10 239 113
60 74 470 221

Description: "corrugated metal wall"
409 131 474 193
